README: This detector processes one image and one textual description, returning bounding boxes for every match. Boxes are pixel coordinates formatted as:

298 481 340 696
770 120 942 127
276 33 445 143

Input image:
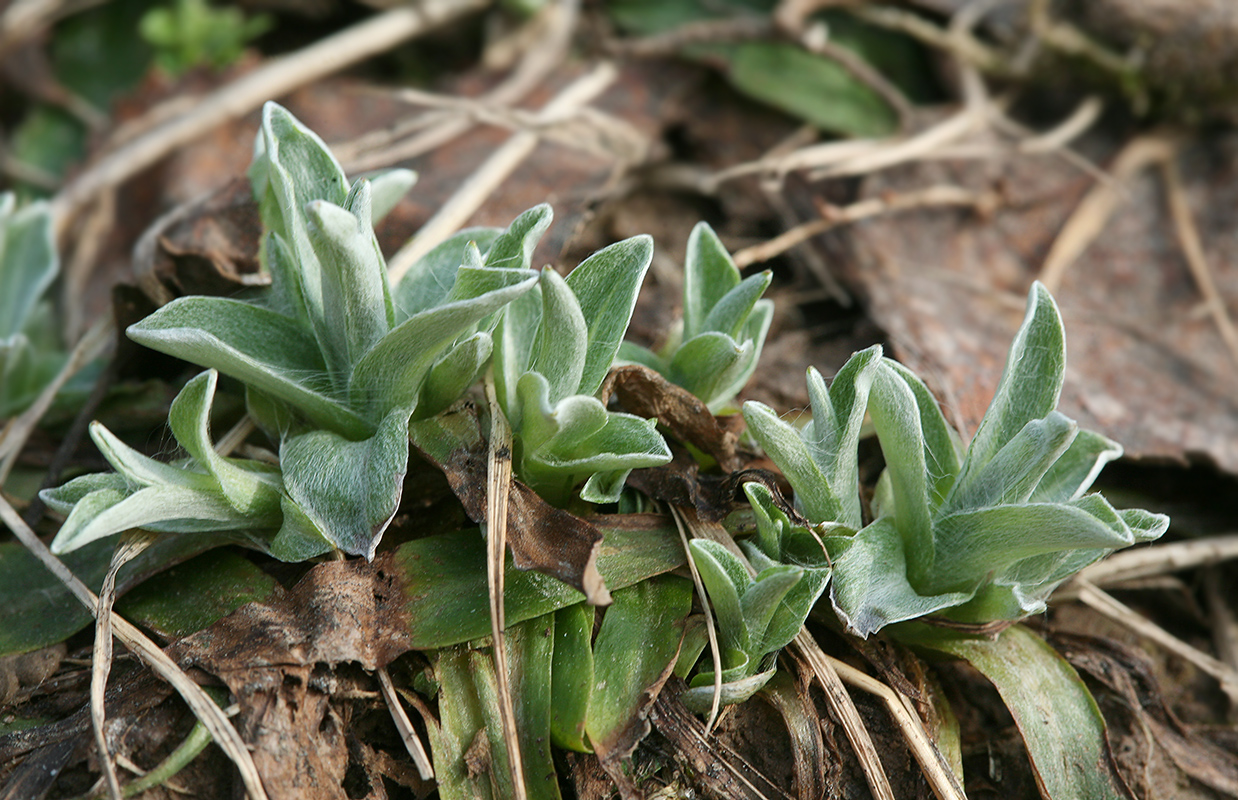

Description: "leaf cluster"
746 283 1168 637
619 221 773 412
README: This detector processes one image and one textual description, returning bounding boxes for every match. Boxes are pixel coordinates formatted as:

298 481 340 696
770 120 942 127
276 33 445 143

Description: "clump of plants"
23 102 1171 800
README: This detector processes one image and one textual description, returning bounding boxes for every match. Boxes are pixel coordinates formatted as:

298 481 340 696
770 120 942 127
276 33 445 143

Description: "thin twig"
1039 132 1177 293
669 505 725 734
482 372 527 800
733 184 999 269
49 0 488 238
1203 568 1238 717
0 313 113 484
387 61 619 283
376 666 435 780
1064 534 1238 588
1075 579 1238 700
339 0 579 174
0 496 270 800
1162 155 1238 372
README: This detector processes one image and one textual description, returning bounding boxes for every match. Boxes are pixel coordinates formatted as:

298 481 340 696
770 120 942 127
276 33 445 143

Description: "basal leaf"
901 624 1127 800
550 603 595 752
739 564 804 657
666 332 750 408
279 406 410 559
586 575 692 758
880 358 962 508
678 669 777 714
494 284 544 427
127 297 370 439
565 235 653 396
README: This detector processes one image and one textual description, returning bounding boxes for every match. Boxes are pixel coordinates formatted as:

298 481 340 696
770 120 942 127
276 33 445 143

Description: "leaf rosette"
493 229 672 505
745 283 1169 637
123 103 540 557
619 221 772 411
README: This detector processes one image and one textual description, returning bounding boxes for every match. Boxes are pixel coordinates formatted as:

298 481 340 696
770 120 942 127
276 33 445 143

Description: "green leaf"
394 514 686 650
940 412 1078 515
413 332 492 421
39 472 128 516
1030 429 1122 503
746 555 829 656
531 268 588 403
0 196 57 339
493 284 543 427
586 576 692 756
689 539 753 655
550 603 595 752
88 421 215 493
683 222 740 340
49 484 266 555
727 41 897 137
743 399 838 523
168 370 282 516
564 235 654 396
115 549 284 641
617 340 668 374
483 203 552 271
950 282 1065 503
349 268 536 416
127 297 371 439
504 614 563 800
827 517 971 637
365 167 417 224
279 406 411 559
306 186 392 382
867 359 935 584
880 359 962 507
930 500 1141 594
678 669 777 714
900 624 1127 800
701 270 772 339
666 332 752 407
392 228 502 320
431 647 493 800
739 564 804 657
801 347 882 528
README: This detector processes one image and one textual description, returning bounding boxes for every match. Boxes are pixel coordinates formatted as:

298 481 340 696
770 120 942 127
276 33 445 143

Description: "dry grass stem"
1075 580 1238 700
1065 534 1238 588
0 313 113 484
669 505 725 734
1162 156 1238 372
49 0 488 238
387 61 619 283
733 184 999 268
801 635 967 800
63 190 116 342
339 0 579 174
1039 132 1177 293
376 666 435 780
90 532 155 800
1017 94 1103 154
0 494 270 800
483 373 528 800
